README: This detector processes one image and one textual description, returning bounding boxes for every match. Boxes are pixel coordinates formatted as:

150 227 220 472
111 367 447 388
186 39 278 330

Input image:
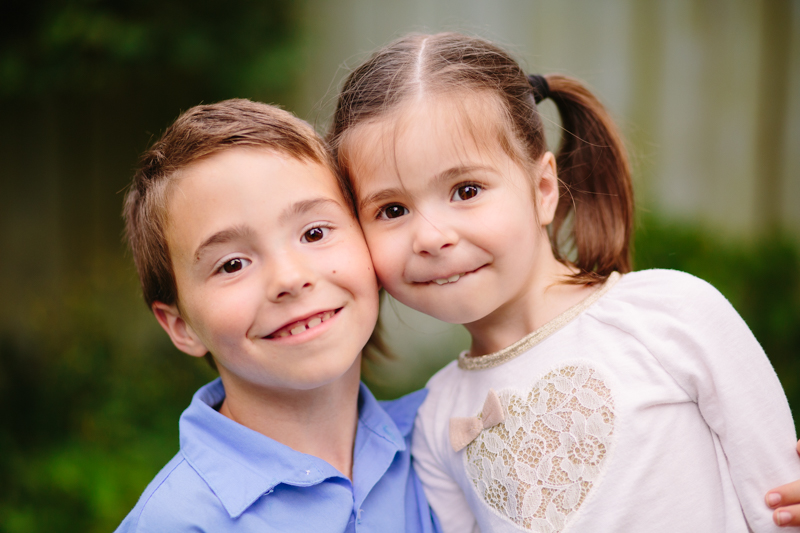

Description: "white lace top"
412 270 800 533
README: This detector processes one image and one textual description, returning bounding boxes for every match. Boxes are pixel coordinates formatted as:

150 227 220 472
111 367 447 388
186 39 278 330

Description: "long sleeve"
608 271 800 532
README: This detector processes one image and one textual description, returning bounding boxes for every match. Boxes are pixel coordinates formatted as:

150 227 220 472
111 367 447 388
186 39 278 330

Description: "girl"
327 32 800 532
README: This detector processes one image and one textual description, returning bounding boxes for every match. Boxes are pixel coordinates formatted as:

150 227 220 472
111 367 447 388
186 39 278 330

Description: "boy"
116 99 437 532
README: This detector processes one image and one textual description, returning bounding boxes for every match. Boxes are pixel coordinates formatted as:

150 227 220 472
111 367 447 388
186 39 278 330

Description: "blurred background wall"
1 1 798 530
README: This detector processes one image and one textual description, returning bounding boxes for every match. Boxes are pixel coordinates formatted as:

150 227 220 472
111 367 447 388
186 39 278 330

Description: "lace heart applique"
464 365 615 532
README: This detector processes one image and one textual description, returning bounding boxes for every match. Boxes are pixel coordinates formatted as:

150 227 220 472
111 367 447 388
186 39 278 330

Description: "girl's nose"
411 213 459 255
266 251 316 302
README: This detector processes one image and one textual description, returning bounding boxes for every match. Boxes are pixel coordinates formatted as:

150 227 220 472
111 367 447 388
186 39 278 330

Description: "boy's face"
157 147 379 394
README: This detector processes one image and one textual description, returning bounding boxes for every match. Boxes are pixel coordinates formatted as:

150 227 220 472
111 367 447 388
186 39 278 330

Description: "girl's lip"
264 308 342 339
414 265 485 285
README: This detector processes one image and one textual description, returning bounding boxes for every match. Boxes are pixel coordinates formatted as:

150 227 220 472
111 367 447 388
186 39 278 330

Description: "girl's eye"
220 258 250 274
302 226 330 243
379 204 409 220
452 184 482 201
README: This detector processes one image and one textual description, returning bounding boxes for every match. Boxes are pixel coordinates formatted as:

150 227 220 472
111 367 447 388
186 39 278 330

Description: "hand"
766 440 800 526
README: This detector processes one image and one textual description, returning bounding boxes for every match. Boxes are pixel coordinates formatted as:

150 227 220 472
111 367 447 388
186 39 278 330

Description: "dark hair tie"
527 74 549 104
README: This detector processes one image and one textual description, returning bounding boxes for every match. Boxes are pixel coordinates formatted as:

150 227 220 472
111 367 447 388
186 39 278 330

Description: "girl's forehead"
342 92 513 180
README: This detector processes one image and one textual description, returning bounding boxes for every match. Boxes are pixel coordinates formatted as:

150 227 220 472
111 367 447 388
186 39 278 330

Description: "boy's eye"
452 184 482 201
221 258 249 274
302 226 330 243
379 204 409 220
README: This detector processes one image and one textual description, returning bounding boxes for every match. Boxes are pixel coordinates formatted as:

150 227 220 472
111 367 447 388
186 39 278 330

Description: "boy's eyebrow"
193 199 341 263
194 225 254 263
358 165 489 211
279 197 341 224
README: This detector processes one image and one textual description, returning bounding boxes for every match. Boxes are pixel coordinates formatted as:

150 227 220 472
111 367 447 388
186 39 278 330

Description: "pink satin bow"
449 389 505 452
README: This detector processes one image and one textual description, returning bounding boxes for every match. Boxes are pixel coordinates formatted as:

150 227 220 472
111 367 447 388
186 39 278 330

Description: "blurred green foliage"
0 0 302 100
633 214 800 420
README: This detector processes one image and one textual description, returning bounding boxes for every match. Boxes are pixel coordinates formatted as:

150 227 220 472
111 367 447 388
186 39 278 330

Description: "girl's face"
344 94 563 334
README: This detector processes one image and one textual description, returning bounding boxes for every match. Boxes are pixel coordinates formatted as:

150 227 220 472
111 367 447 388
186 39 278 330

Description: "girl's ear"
536 151 559 226
152 301 209 358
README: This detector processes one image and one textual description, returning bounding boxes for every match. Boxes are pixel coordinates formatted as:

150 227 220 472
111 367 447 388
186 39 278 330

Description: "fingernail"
767 493 782 507
777 510 792 526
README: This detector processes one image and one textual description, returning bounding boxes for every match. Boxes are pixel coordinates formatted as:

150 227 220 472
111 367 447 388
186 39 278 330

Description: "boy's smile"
157 147 379 394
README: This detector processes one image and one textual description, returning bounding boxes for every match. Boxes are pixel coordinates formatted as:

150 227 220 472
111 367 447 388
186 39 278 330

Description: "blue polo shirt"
116 379 439 532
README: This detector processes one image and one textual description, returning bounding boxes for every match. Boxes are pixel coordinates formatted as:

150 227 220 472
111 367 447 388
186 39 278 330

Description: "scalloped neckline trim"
458 272 622 371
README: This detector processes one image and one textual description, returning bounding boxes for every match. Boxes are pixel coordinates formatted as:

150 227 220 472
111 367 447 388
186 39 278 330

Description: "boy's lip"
264 308 343 339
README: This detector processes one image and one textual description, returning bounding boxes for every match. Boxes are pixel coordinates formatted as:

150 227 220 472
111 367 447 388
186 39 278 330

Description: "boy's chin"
221 352 363 395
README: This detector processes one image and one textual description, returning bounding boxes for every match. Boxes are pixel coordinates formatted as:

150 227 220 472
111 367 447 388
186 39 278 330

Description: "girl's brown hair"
328 32 633 283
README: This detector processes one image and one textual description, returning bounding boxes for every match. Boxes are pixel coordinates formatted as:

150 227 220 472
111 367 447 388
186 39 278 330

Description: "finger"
773 504 800 527
767 480 800 509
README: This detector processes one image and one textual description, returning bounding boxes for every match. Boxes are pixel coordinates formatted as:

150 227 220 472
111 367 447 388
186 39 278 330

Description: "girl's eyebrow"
432 165 490 186
358 165 491 211
358 188 403 212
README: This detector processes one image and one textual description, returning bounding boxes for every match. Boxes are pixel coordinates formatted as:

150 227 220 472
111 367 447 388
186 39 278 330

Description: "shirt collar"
178 379 424 519
179 379 341 518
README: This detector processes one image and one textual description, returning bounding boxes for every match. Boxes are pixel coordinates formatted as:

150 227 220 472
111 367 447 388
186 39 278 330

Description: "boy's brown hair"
124 98 348 311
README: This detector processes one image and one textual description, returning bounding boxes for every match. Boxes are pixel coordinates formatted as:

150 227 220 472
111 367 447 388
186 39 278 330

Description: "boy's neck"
217 357 362 479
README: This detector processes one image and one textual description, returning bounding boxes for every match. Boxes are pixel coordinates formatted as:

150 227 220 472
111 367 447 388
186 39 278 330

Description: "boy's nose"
411 212 459 256
266 251 315 301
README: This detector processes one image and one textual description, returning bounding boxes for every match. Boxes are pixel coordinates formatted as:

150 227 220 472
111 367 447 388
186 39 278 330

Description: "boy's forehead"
169 146 345 206
163 147 349 242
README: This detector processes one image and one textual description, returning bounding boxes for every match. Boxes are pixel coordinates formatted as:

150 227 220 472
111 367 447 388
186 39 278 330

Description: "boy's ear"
535 151 560 226
152 301 209 358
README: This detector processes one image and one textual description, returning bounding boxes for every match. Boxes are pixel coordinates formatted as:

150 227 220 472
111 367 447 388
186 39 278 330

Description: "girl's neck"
465 258 595 357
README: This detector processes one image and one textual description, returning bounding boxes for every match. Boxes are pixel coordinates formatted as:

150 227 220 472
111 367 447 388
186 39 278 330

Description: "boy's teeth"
434 273 464 285
270 310 337 338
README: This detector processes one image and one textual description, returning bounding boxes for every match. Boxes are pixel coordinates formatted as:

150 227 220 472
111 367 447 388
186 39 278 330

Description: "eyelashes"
451 183 482 201
372 181 484 220
212 224 335 276
376 204 409 220
301 224 332 243
217 257 252 275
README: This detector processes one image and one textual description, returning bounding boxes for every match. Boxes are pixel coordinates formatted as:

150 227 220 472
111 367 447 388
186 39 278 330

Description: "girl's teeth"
307 317 322 328
434 273 464 285
277 331 289 338
290 325 307 335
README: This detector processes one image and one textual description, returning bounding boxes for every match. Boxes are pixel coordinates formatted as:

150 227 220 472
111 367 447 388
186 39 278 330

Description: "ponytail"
544 74 634 283
329 33 634 286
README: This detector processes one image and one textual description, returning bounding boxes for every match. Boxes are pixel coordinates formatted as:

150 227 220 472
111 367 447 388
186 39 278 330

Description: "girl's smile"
345 94 587 354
